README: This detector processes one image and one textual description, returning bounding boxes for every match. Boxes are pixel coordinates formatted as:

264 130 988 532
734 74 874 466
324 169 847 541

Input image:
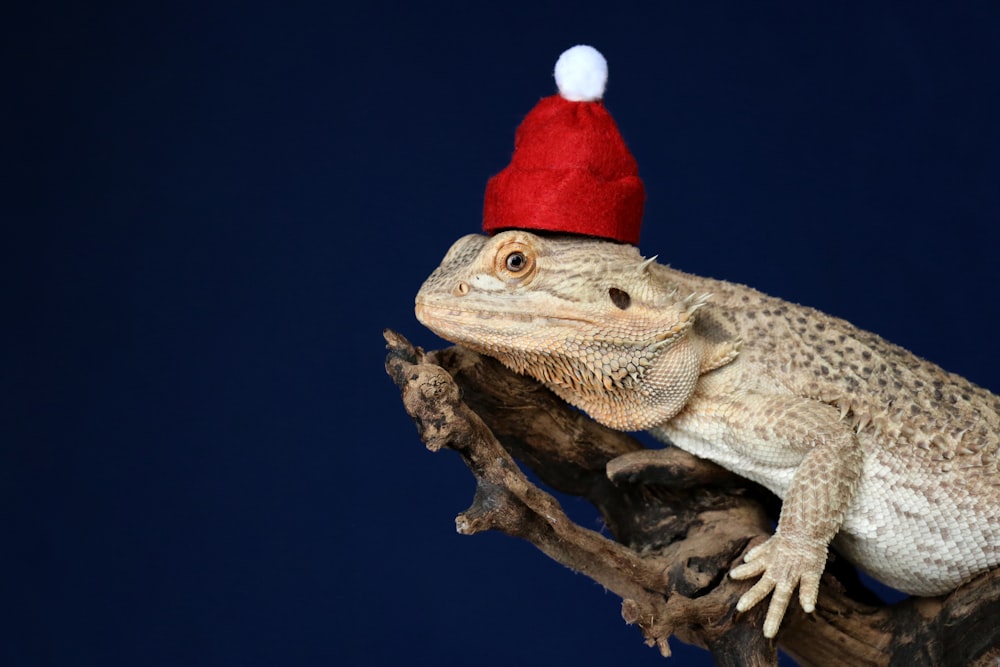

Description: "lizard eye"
505 252 527 272
494 239 537 283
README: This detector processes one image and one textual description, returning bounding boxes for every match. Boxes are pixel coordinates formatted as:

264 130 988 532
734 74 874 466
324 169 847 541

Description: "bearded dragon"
414 229 1000 638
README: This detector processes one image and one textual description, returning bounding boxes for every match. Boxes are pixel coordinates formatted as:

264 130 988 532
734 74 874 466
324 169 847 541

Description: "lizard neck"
538 333 706 432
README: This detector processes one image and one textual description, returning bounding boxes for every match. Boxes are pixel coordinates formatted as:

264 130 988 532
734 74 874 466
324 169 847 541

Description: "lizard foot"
729 533 827 638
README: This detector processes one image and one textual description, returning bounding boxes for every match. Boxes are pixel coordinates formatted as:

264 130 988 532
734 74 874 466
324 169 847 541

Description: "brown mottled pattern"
415 230 1000 638
684 272 1000 467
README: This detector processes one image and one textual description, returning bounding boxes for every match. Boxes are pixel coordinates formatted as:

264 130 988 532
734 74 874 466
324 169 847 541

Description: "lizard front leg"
669 392 863 637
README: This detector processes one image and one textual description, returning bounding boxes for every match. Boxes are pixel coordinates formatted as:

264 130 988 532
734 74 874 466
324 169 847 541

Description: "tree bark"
384 330 1000 666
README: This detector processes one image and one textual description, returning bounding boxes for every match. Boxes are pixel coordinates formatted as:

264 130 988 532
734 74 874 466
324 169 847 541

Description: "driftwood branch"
384 329 1000 666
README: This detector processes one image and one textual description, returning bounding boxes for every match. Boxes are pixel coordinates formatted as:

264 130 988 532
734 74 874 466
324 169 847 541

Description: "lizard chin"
415 299 706 433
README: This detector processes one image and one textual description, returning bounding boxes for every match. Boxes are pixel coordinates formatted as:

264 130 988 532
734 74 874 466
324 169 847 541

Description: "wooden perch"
384 329 1000 666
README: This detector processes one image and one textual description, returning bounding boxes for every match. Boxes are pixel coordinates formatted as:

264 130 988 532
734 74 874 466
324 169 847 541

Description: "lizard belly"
650 426 798 500
836 447 1000 596
651 426 1000 596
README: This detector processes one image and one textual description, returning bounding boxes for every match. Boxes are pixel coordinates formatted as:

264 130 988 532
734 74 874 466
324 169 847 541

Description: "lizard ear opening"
609 287 631 310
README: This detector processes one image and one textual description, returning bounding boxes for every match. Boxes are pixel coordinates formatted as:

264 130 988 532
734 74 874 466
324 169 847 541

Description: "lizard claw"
730 534 826 638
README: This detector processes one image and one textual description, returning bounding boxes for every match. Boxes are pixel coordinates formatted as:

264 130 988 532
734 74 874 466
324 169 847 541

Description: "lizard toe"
731 533 828 635
798 570 821 613
735 574 775 612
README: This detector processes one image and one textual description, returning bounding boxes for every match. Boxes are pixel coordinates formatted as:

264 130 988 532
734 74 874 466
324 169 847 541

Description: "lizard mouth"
415 299 592 329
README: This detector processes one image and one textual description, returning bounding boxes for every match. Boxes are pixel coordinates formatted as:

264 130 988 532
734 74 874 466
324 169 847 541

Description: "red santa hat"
483 45 645 245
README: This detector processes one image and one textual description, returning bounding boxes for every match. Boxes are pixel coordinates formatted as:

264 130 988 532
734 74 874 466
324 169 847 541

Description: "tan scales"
415 230 1000 638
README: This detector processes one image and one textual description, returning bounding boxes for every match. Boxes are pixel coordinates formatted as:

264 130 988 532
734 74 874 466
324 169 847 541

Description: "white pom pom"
554 45 608 102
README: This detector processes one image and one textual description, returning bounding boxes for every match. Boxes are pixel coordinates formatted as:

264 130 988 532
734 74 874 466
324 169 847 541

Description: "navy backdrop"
7 2 1000 665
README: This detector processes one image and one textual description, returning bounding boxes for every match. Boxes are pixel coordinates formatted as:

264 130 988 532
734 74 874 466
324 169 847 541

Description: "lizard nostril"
454 281 470 296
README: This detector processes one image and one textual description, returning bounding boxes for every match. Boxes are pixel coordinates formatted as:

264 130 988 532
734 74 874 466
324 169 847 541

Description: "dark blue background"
7 2 999 665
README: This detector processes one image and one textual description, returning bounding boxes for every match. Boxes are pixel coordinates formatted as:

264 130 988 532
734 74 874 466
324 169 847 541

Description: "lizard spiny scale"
415 230 1000 638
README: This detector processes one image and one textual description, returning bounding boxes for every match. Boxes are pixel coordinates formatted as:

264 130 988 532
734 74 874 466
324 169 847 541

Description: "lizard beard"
492 333 703 432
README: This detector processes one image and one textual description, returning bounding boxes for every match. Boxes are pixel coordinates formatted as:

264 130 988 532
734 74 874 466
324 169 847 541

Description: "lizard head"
415 230 715 431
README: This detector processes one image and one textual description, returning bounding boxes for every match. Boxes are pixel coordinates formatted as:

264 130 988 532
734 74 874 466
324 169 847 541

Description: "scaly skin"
414 230 1000 638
